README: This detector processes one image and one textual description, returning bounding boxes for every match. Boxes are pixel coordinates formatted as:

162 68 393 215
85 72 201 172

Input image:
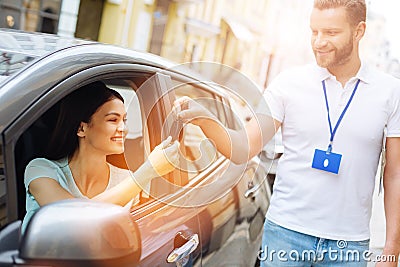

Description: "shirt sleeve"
256 73 286 123
386 81 400 137
24 158 60 193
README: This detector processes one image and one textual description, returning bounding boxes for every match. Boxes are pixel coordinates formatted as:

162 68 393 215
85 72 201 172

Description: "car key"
170 119 183 141
170 99 189 141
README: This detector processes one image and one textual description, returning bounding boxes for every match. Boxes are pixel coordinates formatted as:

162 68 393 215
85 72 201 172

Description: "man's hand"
174 96 216 125
375 252 398 267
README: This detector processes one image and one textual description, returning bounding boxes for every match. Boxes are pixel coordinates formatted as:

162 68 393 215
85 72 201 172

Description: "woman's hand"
90 137 179 206
147 136 180 177
174 96 216 126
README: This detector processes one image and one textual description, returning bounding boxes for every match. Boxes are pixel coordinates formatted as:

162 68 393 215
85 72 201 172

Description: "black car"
0 29 271 267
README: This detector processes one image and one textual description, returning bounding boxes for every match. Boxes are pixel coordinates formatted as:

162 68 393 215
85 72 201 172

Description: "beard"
314 37 354 69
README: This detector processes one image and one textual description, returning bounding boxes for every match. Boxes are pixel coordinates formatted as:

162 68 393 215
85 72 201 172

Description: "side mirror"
18 199 141 267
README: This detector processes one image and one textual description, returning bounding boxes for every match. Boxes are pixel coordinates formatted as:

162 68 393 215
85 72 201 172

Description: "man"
175 0 400 266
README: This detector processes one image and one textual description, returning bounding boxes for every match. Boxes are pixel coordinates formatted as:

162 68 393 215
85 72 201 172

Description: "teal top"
22 157 130 233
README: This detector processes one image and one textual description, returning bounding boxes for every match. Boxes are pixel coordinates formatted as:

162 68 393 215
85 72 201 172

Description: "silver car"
0 29 271 267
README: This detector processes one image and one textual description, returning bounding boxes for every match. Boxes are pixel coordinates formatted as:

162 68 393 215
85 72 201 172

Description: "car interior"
13 78 146 220
14 102 60 221
0 78 148 257
12 74 192 222
7 73 239 258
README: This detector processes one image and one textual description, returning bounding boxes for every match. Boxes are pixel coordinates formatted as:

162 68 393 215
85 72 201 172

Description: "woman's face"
79 98 128 155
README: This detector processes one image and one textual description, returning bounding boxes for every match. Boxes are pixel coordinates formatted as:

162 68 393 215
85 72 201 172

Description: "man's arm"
198 114 280 164
378 137 400 266
176 96 280 164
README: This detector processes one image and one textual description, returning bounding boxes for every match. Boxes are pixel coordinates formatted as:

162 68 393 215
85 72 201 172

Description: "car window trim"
2 63 165 222
130 157 229 219
164 72 236 130
3 64 165 144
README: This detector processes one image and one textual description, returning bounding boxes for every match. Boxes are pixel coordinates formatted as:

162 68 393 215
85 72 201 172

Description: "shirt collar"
355 62 371 84
315 61 371 84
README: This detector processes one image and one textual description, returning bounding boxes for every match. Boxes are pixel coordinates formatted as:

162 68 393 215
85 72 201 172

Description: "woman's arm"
92 138 179 206
29 178 75 205
28 137 179 207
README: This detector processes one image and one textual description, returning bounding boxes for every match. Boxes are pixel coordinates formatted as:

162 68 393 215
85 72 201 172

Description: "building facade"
1 0 397 86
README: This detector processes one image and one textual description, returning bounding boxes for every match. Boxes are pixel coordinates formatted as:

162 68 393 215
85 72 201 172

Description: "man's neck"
328 57 361 87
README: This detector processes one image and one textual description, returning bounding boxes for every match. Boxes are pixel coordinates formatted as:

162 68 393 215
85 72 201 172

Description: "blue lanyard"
322 79 361 153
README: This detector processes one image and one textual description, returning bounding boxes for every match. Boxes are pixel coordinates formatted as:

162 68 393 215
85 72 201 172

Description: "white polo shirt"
259 63 400 241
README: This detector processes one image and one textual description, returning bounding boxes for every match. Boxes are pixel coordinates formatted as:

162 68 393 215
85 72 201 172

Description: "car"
0 29 271 267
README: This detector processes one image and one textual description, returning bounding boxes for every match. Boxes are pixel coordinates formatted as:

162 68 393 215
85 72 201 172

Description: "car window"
225 90 252 130
172 80 228 181
105 81 146 173
12 76 156 220
105 75 178 201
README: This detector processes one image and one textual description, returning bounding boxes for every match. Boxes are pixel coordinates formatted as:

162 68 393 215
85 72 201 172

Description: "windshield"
0 29 92 79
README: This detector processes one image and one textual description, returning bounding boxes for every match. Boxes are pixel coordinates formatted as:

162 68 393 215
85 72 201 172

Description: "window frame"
2 63 167 222
1 62 241 225
0 141 7 227
155 72 236 186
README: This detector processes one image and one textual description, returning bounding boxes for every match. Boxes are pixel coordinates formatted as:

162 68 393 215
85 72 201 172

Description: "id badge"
311 149 342 174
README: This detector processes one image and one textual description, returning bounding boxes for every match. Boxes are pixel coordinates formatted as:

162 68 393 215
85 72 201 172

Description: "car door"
1 57 270 266
107 70 271 267
156 72 271 266
108 73 204 266
2 64 202 266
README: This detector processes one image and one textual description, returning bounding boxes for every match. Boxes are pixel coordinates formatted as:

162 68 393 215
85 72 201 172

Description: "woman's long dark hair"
46 81 124 160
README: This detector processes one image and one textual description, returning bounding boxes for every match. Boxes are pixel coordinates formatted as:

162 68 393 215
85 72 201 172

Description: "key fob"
170 119 183 141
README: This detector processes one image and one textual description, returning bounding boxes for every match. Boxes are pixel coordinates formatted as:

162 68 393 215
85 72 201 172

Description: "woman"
22 81 179 231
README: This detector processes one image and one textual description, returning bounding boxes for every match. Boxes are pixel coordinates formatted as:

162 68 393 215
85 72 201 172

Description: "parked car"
225 89 283 194
0 29 271 267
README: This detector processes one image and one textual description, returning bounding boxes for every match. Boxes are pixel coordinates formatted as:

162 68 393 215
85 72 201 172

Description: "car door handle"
245 185 258 199
166 233 199 263
245 179 257 199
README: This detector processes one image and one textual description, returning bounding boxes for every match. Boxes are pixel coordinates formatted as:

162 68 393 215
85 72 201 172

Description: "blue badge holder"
311 149 342 174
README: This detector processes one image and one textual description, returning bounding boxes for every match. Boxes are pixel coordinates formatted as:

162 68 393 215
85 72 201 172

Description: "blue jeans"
260 219 369 267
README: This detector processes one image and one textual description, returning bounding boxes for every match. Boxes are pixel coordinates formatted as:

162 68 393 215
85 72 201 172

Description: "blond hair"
314 0 366 26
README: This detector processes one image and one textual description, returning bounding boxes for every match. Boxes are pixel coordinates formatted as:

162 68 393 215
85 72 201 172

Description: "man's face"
310 7 356 69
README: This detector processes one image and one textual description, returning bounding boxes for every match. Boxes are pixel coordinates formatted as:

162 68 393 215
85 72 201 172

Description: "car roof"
0 28 92 56
0 29 225 135
0 29 219 87
0 29 181 81
0 28 92 78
